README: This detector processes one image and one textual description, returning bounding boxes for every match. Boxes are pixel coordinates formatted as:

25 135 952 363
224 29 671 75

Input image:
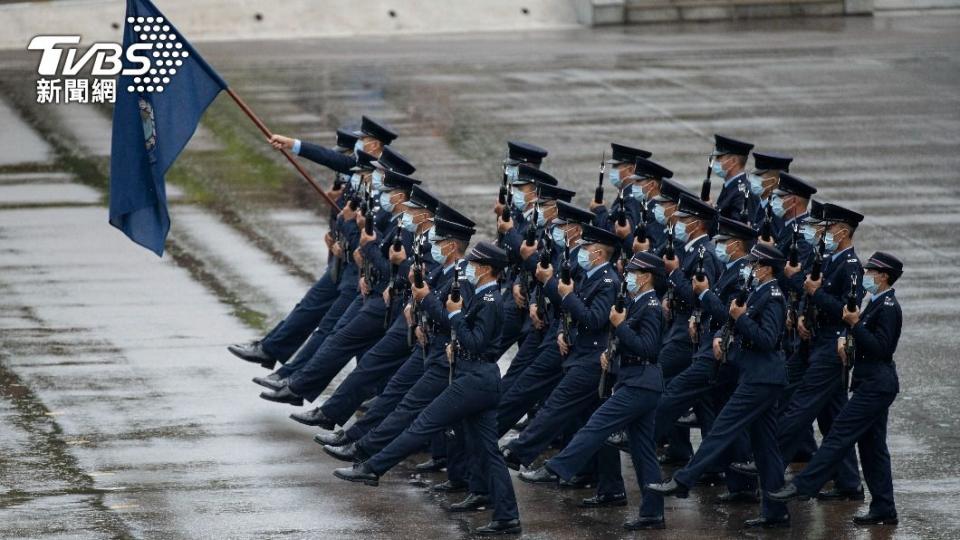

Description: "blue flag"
109 0 227 255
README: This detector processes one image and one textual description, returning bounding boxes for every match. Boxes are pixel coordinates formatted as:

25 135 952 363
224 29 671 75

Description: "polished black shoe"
314 429 352 447
252 372 286 391
431 479 468 493
675 411 701 428
519 466 558 484
716 490 761 504
259 385 303 406
500 447 522 471
744 515 790 529
697 471 725 486
605 430 630 453
357 396 377 413
817 486 865 501
475 519 521 536
646 478 689 498
333 462 379 486
852 511 899 525
323 441 358 463
579 492 627 508
657 454 688 466
415 457 447 473
729 461 759 476
624 515 665 530
559 474 595 489
449 493 490 512
289 407 336 429
767 483 803 502
228 341 276 369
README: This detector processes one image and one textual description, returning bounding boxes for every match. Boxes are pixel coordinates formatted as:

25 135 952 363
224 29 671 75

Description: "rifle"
594 151 606 205
518 193 540 310
689 245 706 344
760 202 774 243
448 265 461 384
738 182 750 225
360 183 375 297
803 232 826 342
407 235 426 348
534 234 552 324
634 203 648 247
842 273 858 393
613 189 628 228
785 223 801 345
497 152 509 247
560 233 573 349
663 224 676 323
383 230 403 329
719 271 753 362
601 272 627 399
700 156 713 202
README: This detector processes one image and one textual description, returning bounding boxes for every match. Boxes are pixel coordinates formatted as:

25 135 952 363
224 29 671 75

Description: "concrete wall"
0 0 581 50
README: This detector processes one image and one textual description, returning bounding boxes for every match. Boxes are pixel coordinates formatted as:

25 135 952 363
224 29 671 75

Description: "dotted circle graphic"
126 15 179 93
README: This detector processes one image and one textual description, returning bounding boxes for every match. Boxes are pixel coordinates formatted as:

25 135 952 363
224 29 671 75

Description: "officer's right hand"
493 201 504 217
519 241 537 261
512 283 526 306
535 263 554 284
269 134 295 150
633 237 650 253
600 351 609 371
324 232 334 251
609 305 626 327
589 199 604 211
497 214 513 233
404 304 414 325
784 261 801 277
557 333 569 356
797 316 811 340
692 275 710 295
389 244 407 264
359 227 376 247
412 281 430 301
712 337 723 360
340 204 356 221
614 219 631 239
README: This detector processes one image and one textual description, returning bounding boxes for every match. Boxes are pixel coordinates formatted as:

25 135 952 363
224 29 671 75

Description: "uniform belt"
620 356 655 367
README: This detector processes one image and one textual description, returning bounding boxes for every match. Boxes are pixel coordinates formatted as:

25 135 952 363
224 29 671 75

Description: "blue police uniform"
364 280 520 522
715 172 757 222
788 288 900 517
670 277 790 521
546 289 665 519
775 246 863 491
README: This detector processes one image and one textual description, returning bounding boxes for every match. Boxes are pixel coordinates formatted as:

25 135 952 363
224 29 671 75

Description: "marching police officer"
708 134 756 222
769 251 903 527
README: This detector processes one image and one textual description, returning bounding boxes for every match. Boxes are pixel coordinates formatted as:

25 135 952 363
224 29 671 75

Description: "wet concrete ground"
1 12 960 539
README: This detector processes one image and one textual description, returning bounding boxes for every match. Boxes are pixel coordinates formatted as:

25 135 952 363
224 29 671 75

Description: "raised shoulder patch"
603 278 613 283
483 293 496 302
884 297 895 306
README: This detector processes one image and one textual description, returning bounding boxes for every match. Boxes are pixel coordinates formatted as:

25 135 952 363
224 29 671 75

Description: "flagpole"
225 88 341 212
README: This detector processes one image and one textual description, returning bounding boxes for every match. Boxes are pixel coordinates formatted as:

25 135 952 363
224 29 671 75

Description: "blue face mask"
512 190 527 211
653 205 667 225
626 273 640 294
577 248 594 271
862 273 878 295
401 212 416 232
748 173 763 196
551 226 566 246
674 221 689 243
771 195 787 218
802 226 816 245
371 169 384 191
740 265 753 283
714 242 730 263
608 167 622 188
379 191 395 212
824 231 839 253
464 263 480 286
430 242 445 263
505 165 519 183
629 185 645 202
711 159 727 180
349 173 361 190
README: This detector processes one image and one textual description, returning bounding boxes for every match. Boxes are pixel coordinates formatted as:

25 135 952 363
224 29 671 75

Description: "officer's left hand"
388 243 406 264
382 288 390 305
557 333 569 356
837 337 847 365
359 227 376 247
842 304 860 327
729 299 747 320
529 305 545 330
412 281 430 301
356 213 366 229
614 219 632 239
416 326 427 347
446 295 463 313
804 275 822 295
519 241 538 261
663 254 679 273
535 263 554 284
600 351 609 371
330 241 344 259
324 232 334 251
352 248 363 267
609 305 626 327
692 275 710 295
712 337 723 359
359 277 370 296
446 343 454 363
557 278 574 299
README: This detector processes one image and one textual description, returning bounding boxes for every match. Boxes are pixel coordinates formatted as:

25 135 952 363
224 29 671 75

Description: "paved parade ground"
2 12 960 539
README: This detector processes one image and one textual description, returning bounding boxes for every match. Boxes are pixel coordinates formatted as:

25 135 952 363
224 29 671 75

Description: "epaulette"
884 296 895 306
483 293 496 302
603 278 613 283
647 297 660 307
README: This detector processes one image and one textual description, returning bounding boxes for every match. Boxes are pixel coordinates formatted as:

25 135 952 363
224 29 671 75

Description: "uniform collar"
727 255 747 270
870 287 894 304
785 212 807 227
723 171 746 189
443 260 458 274
475 281 497 294
587 261 610 279
684 234 709 253
831 246 853 262
634 289 656 304
754 277 776 292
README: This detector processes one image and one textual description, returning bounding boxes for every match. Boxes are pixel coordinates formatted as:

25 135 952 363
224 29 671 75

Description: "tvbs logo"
29 16 189 103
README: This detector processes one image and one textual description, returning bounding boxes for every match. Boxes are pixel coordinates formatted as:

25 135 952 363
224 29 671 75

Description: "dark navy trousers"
489 294 527 360
345 346 426 442
276 285 358 378
657 335 695 461
547 384 664 518
261 270 339 362
319 314 411 426
500 327 546 395
793 389 897 516
366 363 519 521
776 338 861 491
496 345 563 437
781 349 819 459
287 296 387 402
673 382 788 520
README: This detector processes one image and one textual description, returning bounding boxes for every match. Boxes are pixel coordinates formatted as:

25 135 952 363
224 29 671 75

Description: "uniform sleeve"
615 306 662 359
451 298 499 353
733 297 785 352
851 303 901 362
421 286 452 332
812 262 864 320
700 289 727 322
298 141 356 174
561 277 617 331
